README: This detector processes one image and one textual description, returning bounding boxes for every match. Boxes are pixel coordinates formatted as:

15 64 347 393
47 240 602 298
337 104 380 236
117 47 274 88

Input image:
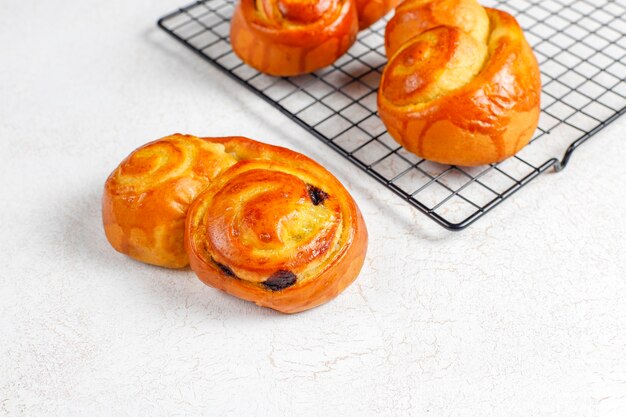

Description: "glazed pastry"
230 0 359 76
186 137 368 313
355 0 401 30
378 4 541 166
384 0 489 57
103 134 237 268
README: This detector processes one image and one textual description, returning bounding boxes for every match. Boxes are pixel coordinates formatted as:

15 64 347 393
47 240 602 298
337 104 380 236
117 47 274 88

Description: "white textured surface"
1 1 626 416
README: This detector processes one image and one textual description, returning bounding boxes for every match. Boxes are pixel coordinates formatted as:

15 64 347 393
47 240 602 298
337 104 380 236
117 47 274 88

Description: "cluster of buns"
103 134 368 313
102 1 542 315
230 0 398 75
378 0 542 166
231 0 541 166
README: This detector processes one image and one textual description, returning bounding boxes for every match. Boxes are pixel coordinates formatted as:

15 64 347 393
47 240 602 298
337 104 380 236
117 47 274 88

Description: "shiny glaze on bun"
186 137 368 313
378 4 541 166
230 0 358 76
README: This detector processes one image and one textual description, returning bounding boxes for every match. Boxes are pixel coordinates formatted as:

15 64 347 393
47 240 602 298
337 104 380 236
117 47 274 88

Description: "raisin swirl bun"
230 0 358 76
103 134 237 268
186 137 368 313
378 1 541 166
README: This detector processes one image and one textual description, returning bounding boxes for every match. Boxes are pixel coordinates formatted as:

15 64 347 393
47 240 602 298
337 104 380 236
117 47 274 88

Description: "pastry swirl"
230 0 358 76
102 134 237 268
384 0 489 57
378 4 541 166
186 137 367 313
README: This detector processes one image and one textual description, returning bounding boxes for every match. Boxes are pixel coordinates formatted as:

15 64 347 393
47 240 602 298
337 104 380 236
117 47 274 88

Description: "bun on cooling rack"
230 0 359 76
378 2 541 166
103 134 237 268
355 0 401 29
185 136 368 313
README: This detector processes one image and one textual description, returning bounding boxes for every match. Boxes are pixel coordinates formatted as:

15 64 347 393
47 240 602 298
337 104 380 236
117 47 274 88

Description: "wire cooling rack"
158 0 626 230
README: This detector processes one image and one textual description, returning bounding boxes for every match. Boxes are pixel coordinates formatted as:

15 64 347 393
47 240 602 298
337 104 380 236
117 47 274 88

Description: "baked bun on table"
230 0 359 76
378 0 542 166
186 137 368 314
103 134 368 313
103 134 237 268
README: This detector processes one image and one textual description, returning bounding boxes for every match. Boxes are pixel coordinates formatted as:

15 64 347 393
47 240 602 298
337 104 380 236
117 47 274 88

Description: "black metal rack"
157 0 626 230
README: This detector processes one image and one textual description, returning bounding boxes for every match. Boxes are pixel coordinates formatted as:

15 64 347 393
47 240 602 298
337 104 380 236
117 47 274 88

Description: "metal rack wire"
157 0 626 230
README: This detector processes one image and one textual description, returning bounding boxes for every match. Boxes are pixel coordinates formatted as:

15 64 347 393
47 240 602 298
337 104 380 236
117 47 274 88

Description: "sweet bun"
355 0 401 29
378 4 541 166
230 0 359 76
102 134 237 268
185 137 368 313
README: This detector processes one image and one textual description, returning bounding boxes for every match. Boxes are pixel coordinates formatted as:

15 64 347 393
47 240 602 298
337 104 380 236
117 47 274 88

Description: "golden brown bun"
230 0 358 76
354 0 401 29
102 134 237 268
378 7 541 166
186 137 368 313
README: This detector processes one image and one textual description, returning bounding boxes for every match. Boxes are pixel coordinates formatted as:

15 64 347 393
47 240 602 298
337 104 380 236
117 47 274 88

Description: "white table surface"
2 1 625 416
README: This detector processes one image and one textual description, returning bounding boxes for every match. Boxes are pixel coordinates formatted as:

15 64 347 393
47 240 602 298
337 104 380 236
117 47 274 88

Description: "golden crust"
378 6 541 166
185 136 368 313
230 0 358 76
385 0 489 57
102 134 237 268
354 0 401 30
